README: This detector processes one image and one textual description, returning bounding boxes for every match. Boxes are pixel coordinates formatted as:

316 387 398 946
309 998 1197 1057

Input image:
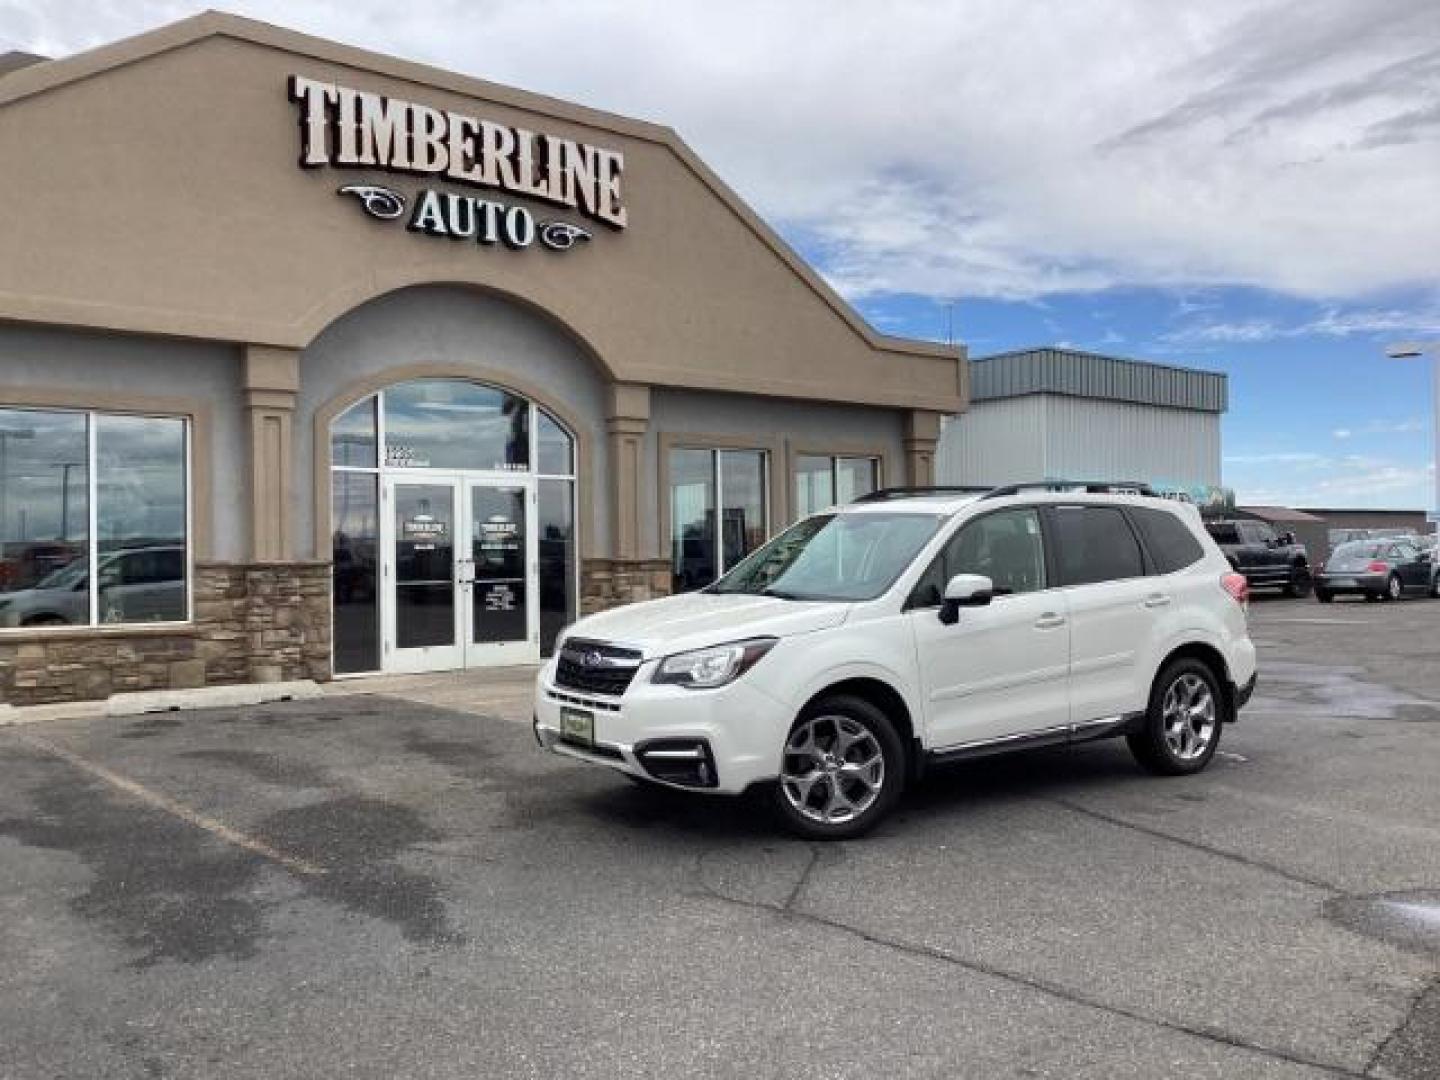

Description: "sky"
3 0 1438 509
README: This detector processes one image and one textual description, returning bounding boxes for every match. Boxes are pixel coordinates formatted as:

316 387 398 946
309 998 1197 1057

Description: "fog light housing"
634 738 718 788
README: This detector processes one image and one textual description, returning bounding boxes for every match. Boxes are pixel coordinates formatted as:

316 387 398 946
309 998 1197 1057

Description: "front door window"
469 485 528 647
393 484 457 652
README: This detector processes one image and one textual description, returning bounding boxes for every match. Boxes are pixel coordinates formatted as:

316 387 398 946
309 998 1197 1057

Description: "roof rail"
852 486 989 503
979 479 1158 501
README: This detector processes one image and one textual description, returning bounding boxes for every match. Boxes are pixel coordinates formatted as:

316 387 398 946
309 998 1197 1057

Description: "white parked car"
534 483 1258 838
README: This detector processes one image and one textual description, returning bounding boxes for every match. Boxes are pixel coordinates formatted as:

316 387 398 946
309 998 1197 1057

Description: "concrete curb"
0 680 324 726
104 680 323 716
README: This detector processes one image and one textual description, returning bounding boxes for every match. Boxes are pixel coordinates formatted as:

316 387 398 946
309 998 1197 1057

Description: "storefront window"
794 454 834 518
332 472 379 674
383 379 529 471
331 397 377 468
669 446 769 592
0 406 188 630
793 454 880 520
537 410 573 476
537 479 575 656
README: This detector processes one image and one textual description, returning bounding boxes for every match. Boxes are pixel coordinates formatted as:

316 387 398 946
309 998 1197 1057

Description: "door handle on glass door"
1143 594 1171 608
1033 613 1066 630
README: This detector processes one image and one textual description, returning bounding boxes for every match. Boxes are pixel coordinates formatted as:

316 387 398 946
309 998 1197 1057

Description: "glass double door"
382 474 537 672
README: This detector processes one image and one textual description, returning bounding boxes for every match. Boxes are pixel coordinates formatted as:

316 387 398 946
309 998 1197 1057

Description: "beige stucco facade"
0 12 967 704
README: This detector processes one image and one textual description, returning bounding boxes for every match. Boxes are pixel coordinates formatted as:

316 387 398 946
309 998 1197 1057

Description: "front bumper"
1316 572 1386 594
533 659 792 794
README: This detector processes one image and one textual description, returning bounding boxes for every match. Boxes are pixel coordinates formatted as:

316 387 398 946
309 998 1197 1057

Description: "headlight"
652 637 778 689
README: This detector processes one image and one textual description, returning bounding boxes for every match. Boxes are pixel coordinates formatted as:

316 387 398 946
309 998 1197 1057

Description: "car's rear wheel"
1283 565 1312 598
1385 573 1403 601
772 695 904 840
1127 659 1224 776
1315 588 1334 603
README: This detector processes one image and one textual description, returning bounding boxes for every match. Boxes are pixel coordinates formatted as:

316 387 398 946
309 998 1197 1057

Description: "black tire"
21 614 66 627
771 694 905 840
1127 658 1225 777
1283 565 1312 598
1385 574 1403 602
1431 575 1440 599
1315 589 1334 603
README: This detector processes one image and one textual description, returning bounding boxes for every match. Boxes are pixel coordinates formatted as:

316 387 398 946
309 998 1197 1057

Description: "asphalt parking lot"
2 597 1437 1079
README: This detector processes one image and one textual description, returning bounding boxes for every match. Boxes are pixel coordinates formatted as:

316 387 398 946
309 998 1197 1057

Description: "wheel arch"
801 676 920 782
1156 641 1237 723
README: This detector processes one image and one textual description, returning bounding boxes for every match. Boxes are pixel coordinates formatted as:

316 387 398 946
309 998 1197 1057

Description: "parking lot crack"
1365 976 1440 1079
1048 796 1342 893
693 870 1366 1078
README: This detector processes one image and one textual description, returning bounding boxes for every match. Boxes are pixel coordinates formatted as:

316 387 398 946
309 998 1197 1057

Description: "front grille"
554 638 643 697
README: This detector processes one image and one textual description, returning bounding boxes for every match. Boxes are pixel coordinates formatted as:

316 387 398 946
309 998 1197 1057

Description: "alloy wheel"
1161 673 1217 762
781 715 884 825
1388 575 1402 601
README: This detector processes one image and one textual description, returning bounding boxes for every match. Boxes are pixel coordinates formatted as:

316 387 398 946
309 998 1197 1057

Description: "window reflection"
331 397 377 468
0 409 89 627
332 472 379 673
384 380 529 471
670 448 716 592
720 449 766 573
538 479 575 656
536 410 574 475
96 415 187 623
793 454 834 520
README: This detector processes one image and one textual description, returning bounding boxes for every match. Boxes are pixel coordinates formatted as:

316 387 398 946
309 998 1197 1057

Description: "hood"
563 590 852 659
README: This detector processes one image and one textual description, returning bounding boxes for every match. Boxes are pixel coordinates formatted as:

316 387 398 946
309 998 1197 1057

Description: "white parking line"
14 732 326 878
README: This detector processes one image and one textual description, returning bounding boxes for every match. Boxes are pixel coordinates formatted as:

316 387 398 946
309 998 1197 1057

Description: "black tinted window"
906 508 1046 607
1205 522 1240 544
1132 507 1205 574
1051 507 1145 586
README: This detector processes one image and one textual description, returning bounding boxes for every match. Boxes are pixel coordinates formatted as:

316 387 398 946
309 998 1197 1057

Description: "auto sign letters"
288 74 626 254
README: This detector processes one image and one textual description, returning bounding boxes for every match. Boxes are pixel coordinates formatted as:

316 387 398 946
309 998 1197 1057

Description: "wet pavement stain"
0 775 267 968
180 749 332 789
1324 890 1440 958
258 795 465 947
118 714 185 740
1248 661 1440 720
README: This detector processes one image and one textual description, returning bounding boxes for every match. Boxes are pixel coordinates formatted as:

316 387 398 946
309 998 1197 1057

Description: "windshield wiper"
760 587 817 600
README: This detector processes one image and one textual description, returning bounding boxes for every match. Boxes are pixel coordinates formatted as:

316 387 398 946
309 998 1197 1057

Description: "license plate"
1332 578 1356 588
559 707 594 748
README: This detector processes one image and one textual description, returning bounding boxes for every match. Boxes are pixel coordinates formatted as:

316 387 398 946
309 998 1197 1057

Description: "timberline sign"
287 74 626 255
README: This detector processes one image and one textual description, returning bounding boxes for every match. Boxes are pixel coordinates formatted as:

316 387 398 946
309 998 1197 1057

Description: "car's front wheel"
1283 565 1312 598
1127 659 1224 776
772 695 904 840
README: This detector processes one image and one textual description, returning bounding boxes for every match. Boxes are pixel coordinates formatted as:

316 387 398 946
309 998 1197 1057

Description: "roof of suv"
838 484 1200 519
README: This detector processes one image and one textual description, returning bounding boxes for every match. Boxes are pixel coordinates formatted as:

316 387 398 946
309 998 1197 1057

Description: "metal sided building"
936 347 1227 494
0 13 966 705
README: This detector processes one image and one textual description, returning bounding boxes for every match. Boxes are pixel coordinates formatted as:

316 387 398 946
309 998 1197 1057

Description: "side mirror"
939 573 993 625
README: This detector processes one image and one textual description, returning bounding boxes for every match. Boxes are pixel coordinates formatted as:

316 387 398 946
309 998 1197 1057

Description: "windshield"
708 511 942 601
33 558 88 590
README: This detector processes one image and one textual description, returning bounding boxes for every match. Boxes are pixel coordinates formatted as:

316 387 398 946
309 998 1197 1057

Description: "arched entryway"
327 377 577 675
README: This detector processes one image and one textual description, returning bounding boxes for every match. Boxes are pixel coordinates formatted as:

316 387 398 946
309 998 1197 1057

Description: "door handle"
1143 594 1172 609
1033 613 1066 630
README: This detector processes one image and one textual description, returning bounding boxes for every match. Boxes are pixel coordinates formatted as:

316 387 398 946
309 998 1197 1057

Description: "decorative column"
243 345 300 561
904 410 942 487
606 382 650 560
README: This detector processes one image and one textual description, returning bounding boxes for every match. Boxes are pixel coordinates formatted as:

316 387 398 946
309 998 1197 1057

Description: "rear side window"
1206 522 1240 544
1131 507 1205 574
1050 506 1145 586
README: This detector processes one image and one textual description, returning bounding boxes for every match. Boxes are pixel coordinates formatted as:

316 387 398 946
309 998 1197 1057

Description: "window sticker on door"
483 583 517 612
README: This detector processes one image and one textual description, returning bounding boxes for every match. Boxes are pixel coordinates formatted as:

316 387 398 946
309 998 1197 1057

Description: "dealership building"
0 13 967 705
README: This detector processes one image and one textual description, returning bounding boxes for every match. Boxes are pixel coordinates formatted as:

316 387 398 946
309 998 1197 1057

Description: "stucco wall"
0 324 248 560
294 285 611 559
645 388 906 558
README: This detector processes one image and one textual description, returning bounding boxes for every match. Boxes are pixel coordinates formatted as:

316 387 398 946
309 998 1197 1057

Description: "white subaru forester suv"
534 483 1257 839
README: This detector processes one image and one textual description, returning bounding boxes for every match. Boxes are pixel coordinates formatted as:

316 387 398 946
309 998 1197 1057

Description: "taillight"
1367 561 1389 573
1221 572 1249 609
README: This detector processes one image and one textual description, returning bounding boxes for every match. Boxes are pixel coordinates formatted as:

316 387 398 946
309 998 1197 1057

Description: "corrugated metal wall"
971 348 1227 412
937 394 1222 489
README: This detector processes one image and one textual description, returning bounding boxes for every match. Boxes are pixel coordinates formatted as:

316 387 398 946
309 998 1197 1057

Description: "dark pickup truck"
1204 519 1313 597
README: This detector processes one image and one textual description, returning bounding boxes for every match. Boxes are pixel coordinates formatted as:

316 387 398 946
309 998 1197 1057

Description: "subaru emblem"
582 650 604 669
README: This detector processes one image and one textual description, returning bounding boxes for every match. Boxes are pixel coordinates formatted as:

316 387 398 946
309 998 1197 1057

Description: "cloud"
1333 428 1352 439
1227 451 1435 507
1164 304 1440 344
1 0 1437 303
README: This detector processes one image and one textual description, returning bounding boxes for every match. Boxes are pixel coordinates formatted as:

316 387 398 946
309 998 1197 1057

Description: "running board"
927 714 1141 764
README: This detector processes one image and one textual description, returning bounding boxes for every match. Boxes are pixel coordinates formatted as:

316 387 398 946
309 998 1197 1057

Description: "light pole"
1385 341 1440 536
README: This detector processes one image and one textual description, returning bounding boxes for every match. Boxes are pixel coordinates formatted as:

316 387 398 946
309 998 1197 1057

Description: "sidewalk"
0 665 541 728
